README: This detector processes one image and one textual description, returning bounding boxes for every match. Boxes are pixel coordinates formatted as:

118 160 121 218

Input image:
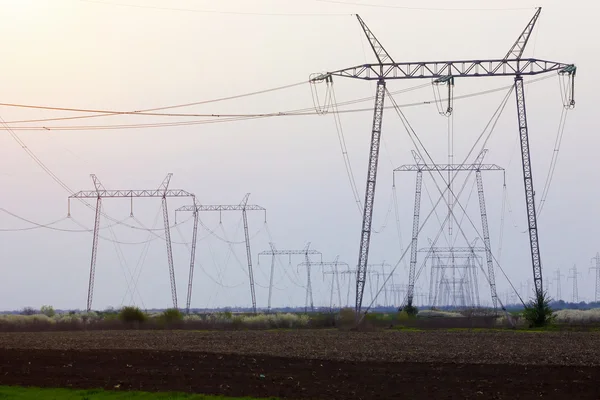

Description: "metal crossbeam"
178 204 265 212
312 59 571 82
70 189 193 198
395 164 504 172
419 247 486 253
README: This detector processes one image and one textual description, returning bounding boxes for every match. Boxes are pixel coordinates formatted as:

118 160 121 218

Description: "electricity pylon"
258 243 322 312
568 265 580 303
69 174 195 311
301 258 350 311
395 149 504 309
554 269 564 300
176 194 266 314
311 8 576 313
590 253 600 302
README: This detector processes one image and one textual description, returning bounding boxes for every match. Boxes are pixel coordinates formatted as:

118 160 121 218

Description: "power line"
315 0 534 11
0 76 555 131
79 0 352 16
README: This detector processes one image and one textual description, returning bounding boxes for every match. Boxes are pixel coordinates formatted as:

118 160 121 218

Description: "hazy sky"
0 0 597 311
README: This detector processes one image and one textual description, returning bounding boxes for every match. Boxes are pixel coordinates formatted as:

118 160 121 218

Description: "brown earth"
0 330 599 399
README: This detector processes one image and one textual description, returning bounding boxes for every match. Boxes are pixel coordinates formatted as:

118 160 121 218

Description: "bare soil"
0 330 599 399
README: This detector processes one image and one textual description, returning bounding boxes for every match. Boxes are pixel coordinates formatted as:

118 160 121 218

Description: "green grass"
0 386 271 399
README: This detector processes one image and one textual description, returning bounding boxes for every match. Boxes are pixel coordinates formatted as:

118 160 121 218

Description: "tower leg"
87 196 102 312
407 170 423 307
303 252 314 312
596 254 600 302
185 209 199 314
428 256 436 306
335 263 342 309
242 209 257 314
355 79 386 313
267 252 275 313
514 76 544 297
162 197 178 309
476 171 499 308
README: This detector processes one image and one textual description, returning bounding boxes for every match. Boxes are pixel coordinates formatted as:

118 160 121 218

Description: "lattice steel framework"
311 8 576 312
394 150 504 308
176 194 266 314
591 254 600 302
301 258 350 311
258 244 322 312
568 265 580 303
69 174 195 311
554 269 565 301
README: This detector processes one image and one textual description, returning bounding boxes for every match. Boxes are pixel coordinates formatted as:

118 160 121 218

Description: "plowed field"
0 330 599 399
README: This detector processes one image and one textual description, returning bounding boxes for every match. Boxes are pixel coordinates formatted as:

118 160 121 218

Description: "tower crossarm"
299 261 350 268
429 254 483 260
395 164 504 172
70 189 194 198
177 204 265 212
311 59 573 82
259 250 322 256
419 247 486 253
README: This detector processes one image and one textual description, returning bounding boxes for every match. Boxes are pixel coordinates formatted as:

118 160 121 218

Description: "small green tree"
402 303 419 317
160 308 183 323
523 291 554 328
118 306 147 323
21 307 37 316
40 305 55 318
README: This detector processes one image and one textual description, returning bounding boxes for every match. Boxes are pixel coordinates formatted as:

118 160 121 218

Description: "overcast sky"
0 0 596 311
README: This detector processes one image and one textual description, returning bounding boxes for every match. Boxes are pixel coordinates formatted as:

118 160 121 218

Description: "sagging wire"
372 191 394 234
537 105 570 218
264 223 306 289
122 205 163 306
0 76 554 131
330 83 363 214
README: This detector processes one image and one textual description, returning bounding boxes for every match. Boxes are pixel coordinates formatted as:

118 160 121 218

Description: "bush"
21 307 37 316
40 305 55 318
118 306 147 323
554 308 600 324
523 291 554 328
160 308 184 323
402 304 419 317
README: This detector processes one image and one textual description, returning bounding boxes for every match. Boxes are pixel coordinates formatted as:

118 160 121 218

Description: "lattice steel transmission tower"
311 8 576 312
423 248 482 308
568 265 580 303
176 194 266 314
394 149 504 308
554 269 565 300
301 257 350 311
590 253 600 302
258 243 322 312
69 174 195 311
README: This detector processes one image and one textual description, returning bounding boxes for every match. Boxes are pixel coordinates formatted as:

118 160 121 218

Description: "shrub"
402 304 419 317
554 308 600 324
21 307 37 316
40 305 55 318
161 308 184 323
118 306 147 323
523 291 554 328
